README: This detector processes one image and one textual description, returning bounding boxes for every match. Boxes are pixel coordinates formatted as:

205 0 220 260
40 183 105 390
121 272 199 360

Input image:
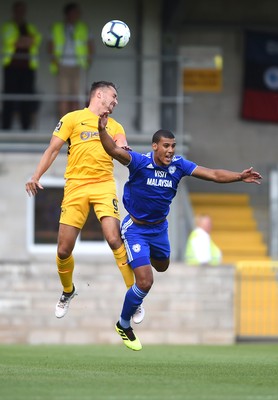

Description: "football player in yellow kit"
25 81 144 321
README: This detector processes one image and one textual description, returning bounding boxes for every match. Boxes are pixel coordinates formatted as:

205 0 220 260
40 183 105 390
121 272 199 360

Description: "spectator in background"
1 1 41 130
48 2 94 117
185 214 222 266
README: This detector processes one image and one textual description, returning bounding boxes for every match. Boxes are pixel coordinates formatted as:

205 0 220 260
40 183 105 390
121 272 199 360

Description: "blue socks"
119 284 148 328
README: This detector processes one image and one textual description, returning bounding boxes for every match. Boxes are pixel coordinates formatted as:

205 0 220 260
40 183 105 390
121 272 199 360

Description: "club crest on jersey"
132 244 141 253
54 121 63 132
168 166 176 174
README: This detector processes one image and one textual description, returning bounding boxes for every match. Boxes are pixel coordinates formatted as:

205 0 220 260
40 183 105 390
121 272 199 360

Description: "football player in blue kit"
98 113 262 351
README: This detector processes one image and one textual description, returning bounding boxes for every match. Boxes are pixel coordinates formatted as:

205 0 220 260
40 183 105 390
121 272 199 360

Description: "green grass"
0 344 277 400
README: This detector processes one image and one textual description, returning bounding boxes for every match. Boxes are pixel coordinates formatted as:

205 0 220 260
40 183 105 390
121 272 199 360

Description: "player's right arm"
25 136 65 196
98 113 131 166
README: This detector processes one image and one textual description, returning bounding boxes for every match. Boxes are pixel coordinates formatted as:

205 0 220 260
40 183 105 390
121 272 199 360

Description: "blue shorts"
121 215 170 269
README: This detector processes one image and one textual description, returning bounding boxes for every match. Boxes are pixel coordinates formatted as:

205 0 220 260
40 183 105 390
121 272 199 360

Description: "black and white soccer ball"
101 20 130 49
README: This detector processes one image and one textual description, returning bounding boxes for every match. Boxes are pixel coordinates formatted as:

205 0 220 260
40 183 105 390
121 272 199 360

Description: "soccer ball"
101 20 130 49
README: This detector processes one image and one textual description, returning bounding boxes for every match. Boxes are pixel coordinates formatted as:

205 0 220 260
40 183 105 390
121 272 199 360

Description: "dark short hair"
90 81 118 96
152 129 175 144
63 2 79 15
13 1 26 11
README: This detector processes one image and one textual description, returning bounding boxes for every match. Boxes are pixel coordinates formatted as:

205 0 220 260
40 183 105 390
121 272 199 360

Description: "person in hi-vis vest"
185 215 222 266
1 1 41 130
48 3 94 117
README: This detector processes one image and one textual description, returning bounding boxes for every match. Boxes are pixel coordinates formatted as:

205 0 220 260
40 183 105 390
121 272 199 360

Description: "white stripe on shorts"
121 217 134 264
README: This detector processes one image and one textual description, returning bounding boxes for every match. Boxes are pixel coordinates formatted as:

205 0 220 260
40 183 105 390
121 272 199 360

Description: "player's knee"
106 235 122 250
155 264 169 272
137 276 153 292
152 259 169 272
57 246 72 260
101 217 121 250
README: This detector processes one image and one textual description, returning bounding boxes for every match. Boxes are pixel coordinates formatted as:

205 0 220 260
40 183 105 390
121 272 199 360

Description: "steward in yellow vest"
185 215 222 266
49 20 91 74
48 3 94 116
1 1 41 130
2 21 41 69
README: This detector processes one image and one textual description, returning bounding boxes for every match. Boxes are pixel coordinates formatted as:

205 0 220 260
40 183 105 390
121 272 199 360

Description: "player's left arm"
192 166 262 184
98 113 131 165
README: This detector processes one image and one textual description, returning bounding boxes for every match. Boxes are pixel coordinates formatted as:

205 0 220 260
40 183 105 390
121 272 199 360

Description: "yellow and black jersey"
53 108 126 181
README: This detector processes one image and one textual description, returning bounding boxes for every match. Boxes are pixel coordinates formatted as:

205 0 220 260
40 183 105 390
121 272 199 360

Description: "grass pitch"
0 344 277 400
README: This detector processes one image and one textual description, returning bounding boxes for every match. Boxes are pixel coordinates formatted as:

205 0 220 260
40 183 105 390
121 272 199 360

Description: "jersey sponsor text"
147 178 173 187
155 170 167 178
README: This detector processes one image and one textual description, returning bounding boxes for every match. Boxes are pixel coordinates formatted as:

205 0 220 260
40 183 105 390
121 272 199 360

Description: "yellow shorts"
59 179 120 229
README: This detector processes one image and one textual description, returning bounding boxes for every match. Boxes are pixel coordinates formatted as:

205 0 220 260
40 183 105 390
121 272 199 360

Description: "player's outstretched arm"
25 136 65 196
98 113 131 166
192 166 262 184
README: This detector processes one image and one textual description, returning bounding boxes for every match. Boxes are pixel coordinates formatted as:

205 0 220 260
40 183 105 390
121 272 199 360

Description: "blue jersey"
123 151 197 223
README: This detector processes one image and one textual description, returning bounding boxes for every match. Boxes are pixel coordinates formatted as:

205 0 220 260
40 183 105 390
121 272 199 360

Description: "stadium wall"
0 261 235 345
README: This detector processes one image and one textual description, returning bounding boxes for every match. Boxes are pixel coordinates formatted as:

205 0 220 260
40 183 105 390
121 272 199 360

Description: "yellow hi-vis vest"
185 229 222 266
50 21 90 74
2 22 41 69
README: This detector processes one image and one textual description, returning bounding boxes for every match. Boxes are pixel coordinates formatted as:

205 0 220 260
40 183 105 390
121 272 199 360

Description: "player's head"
152 129 175 144
152 129 176 166
90 81 118 96
89 81 118 114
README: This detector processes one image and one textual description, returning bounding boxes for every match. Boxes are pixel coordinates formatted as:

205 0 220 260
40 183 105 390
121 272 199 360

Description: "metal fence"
235 261 278 340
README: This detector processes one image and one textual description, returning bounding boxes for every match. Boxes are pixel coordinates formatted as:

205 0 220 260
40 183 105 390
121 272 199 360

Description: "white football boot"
132 304 145 324
55 285 77 318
